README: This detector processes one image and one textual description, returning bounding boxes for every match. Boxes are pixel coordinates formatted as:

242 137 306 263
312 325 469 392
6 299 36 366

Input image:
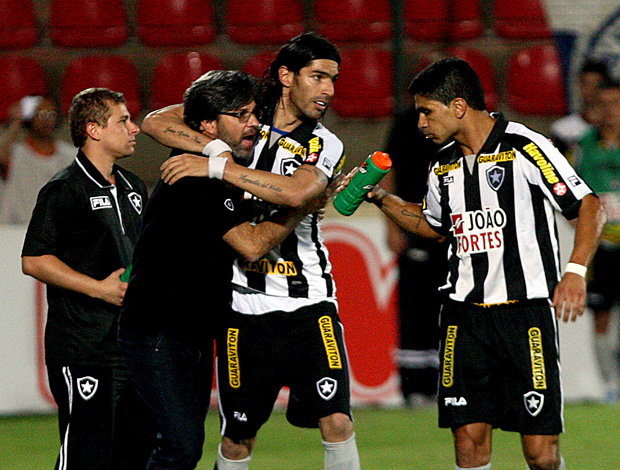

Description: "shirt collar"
75 150 134 191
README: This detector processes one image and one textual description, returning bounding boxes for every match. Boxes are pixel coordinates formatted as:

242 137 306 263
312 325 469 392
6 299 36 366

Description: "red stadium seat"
0 56 47 121
150 52 222 111
226 0 304 44
312 0 392 43
493 0 551 39
331 48 393 118
243 52 277 80
61 56 141 117
50 0 128 47
506 45 567 116
404 0 449 42
137 0 216 47
449 0 484 40
0 0 39 49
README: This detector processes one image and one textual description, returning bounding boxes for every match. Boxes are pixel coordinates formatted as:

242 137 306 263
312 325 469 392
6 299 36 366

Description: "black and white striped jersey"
423 114 593 305
231 120 346 313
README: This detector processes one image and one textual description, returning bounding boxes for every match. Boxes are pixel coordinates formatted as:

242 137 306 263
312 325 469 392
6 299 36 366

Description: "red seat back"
449 0 484 40
137 0 216 46
150 52 222 111
448 47 498 111
50 0 128 47
61 56 141 117
331 48 393 118
506 45 567 115
243 52 278 80
226 0 304 44
0 56 47 121
0 0 39 49
493 0 551 39
404 0 449 42
313 0 392 43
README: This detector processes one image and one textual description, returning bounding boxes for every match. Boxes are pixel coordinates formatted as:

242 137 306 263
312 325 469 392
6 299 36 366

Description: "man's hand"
96 268 129 306
552 272 587 322
160 154 210 184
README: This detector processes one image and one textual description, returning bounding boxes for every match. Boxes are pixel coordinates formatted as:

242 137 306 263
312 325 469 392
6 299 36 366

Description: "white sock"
323 433 361 470
456 464 491 470
558 455 566 470
215 443 251 470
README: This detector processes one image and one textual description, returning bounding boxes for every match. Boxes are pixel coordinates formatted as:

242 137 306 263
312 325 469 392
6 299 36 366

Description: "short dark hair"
69 88 126 148
183 70 258 131
409 58 487 111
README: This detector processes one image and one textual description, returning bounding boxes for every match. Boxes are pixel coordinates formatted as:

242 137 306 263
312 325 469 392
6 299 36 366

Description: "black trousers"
120 332 214 470
48 364 154 470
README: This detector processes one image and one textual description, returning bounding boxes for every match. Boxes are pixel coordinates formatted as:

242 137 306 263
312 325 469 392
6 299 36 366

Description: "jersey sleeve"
516 130 593 219
302 132 346 179
22 180 75 257
422 163 444 231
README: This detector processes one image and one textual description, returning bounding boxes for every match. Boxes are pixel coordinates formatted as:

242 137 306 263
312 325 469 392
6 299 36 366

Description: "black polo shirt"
22 150 148 366
120 159 246 347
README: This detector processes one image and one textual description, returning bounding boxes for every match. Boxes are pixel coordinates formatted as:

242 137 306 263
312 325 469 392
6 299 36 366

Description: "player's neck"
81 145 117 184
457 111 496 156
272 96 302 133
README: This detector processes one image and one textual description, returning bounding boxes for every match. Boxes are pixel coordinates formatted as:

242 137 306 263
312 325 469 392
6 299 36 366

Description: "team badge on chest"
128 192 143 214
486 165 505 191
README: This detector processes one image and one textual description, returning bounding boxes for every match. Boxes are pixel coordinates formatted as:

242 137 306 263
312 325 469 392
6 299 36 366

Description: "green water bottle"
120 264 132 282
333 151 392 216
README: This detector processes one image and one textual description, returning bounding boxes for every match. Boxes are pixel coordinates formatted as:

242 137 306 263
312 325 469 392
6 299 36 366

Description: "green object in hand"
120 264 132 282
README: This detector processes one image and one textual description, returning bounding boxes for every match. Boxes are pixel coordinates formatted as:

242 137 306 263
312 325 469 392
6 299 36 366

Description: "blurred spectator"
574 77 620 402
0 96 74 224
551 59 609 162
384 105 447 407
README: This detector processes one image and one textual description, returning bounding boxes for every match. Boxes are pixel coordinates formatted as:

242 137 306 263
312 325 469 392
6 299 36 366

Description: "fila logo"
90 196 112 210
77 376 98 400
233 411 248 422
444 397 468 406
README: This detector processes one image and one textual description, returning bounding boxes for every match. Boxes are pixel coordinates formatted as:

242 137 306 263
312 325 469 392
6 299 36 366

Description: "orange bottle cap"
370 151 392 170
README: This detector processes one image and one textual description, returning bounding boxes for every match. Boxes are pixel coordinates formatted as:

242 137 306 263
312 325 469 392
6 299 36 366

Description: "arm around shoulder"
142 104 210 153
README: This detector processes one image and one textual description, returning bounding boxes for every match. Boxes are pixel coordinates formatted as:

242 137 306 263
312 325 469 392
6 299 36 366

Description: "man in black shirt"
119 70 317 470
22 88 152 470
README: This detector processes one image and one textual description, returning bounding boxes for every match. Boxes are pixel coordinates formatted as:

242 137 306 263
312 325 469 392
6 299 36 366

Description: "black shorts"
216 301 352 441
437 299 564 435
587 244 620 312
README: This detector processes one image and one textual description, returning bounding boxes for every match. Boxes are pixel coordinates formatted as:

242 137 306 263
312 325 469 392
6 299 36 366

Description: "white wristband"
209 155 228 180
202 139 232 158
565 262 587 278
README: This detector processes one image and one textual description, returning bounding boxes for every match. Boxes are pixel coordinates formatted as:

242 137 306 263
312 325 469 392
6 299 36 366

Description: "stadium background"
1 0 620 467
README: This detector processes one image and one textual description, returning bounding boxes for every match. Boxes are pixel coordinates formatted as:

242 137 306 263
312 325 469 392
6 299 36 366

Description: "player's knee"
453 424 492 466
319 413 354 442
523 436 561 470
221 436 255 460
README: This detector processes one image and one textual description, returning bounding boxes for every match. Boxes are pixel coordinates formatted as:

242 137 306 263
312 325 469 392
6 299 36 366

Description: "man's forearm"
569 194 606 267
142 105 210 153
373 192 444 241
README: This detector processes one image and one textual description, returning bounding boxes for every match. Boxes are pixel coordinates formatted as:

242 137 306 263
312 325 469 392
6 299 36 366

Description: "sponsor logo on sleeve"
434 161 461 176
522 143 560 184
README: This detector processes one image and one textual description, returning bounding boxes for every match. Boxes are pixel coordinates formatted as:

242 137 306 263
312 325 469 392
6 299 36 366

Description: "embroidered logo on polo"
77 376 98 400
224 199 235 211
486 165 505 191
523 391 545 417
128 192 143 214
90 196 112 210
316 377 338 400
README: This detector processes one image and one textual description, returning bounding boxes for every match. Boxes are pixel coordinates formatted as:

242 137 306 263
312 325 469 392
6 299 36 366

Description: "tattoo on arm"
163 126 205 145
401 208 424 228
239 174 283 193
297 166 328 184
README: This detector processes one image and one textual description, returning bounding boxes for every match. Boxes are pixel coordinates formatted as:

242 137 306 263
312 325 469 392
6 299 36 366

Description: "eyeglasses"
219 109 260 124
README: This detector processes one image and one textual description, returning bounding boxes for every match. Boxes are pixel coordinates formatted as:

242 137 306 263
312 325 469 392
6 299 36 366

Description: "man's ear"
279 65 292 88
200 119 218 138
452 98 468 119
85 121 100 141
